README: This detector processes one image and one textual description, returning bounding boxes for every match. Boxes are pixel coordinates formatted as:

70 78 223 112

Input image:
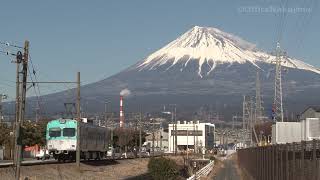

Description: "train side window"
63 128 76 137
49 128 61 137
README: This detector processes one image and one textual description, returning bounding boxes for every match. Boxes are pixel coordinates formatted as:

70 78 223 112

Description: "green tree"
0 123 11 146
21 120 47 147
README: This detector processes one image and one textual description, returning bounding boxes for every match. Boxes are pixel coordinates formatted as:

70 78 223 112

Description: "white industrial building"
301 118 320 141
272 118 320 144
168 121 215 153
271 122 301 144
144 128 169 151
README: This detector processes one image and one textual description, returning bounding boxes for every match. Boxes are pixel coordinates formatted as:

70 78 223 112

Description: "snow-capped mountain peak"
136 26 320 77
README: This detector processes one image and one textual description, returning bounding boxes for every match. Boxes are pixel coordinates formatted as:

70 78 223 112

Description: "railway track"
0 151 166 168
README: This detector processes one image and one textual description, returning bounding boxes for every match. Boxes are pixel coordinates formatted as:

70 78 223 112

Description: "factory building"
272 106 320 144
168 121 215 153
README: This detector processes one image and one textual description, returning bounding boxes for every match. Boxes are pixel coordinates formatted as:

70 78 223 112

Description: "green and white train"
46 118 110 161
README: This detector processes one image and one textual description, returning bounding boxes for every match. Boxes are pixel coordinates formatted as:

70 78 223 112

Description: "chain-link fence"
238 140 320 180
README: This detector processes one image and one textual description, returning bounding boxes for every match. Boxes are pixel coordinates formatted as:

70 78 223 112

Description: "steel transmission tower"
242 96 259 146
273 43 285 122
255 71 263 124
242 96 251 141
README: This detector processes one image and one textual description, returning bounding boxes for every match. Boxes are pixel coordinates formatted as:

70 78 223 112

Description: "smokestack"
120 95 124 128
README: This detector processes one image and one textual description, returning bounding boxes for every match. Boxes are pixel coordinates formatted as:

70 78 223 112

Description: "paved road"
214 158 240 180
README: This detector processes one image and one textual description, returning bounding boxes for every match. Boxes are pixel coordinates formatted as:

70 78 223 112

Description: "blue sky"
0 0 319 100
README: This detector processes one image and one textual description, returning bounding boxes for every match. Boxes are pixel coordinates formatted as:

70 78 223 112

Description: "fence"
187 160 214 180
238 139 320 180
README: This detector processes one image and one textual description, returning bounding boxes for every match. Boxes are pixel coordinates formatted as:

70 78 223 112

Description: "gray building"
300 106 320 120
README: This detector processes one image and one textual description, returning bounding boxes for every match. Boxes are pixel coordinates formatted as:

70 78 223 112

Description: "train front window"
63 128 75 137
49 128 61 137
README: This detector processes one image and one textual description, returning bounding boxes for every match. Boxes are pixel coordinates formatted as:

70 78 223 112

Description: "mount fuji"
35 26 320 120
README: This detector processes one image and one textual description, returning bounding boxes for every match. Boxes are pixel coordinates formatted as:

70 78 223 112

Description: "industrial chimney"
120 95 124 128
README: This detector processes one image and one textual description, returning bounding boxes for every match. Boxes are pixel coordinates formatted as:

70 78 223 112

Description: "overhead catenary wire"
0 41 23 49
273 0 290 45
291 0 317 57
0 49 16 56
28 53 45 119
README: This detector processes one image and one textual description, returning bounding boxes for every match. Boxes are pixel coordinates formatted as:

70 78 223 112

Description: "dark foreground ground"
0 158 151 180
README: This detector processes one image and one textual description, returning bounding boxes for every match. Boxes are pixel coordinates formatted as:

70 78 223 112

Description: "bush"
148 157 179 180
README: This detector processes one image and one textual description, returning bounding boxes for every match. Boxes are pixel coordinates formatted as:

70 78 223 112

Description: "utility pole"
160 128 162 151
13 51 21 170
186 129 189 160
0 94 8 123
195 125 198 154
76 72 81 167
14 40 29 180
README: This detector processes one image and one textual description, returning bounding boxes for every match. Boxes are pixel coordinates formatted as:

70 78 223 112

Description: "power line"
0 49 16 56
0 41 23 49
27 53 44 121
291 0 317 57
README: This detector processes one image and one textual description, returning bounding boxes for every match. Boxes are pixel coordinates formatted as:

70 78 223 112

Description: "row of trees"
112 128 146 152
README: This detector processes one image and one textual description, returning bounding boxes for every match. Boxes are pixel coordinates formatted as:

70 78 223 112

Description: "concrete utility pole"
160 128 162 151
0 94 8 123
15 40 29 180
76 72 81 167
186 129 189 160
195 125 198 153
13 51 21 169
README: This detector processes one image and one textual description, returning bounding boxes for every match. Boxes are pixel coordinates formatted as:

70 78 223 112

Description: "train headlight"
59 119 66 124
